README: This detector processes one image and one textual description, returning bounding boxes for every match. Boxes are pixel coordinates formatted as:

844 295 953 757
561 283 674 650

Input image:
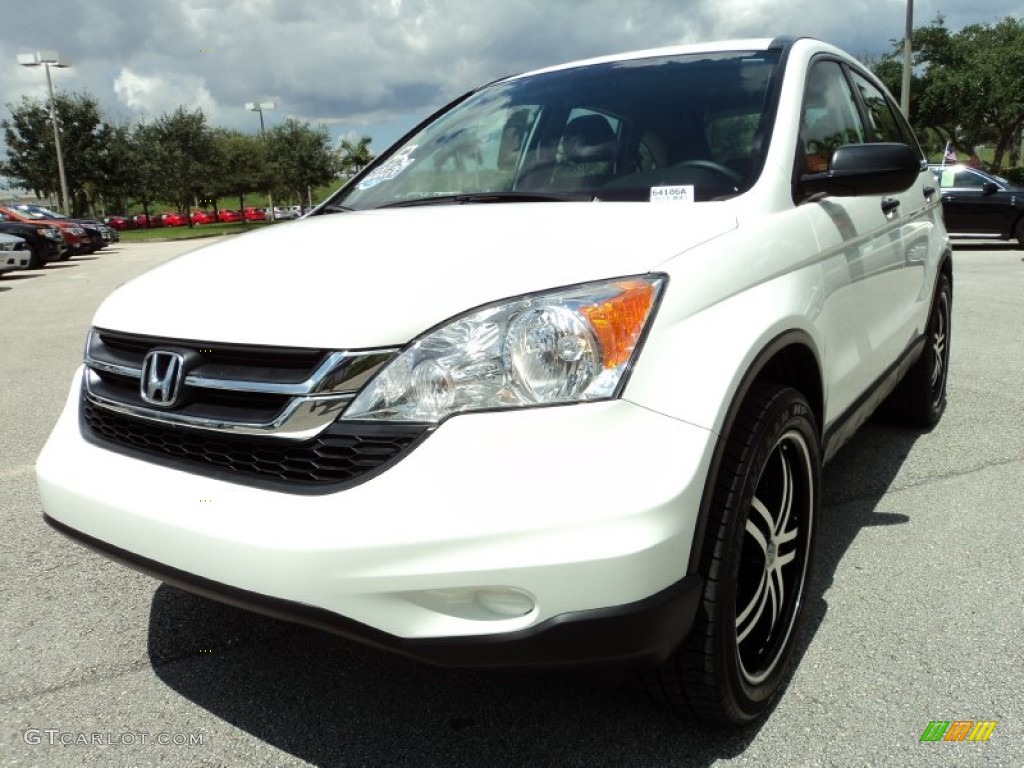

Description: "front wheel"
888 272 952 427
27 245 47 269
645 384 820 725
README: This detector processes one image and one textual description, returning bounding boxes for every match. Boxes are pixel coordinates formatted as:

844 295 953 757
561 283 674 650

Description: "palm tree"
337 135 374 178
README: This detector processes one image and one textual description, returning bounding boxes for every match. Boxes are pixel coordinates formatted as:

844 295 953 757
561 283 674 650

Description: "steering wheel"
672 160 744 187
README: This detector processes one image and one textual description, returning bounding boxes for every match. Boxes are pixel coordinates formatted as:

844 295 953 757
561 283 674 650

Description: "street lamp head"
16 50 70 68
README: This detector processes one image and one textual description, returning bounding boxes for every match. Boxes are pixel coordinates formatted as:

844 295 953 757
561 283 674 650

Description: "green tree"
149 107 217 224
1 91 109 215
211 129 268 211
265 119 338 205
874 15 1024 171
337 135 374 178
126 121 163 219
92 122 140 214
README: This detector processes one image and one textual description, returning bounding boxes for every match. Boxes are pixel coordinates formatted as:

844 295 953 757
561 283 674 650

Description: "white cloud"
113 69 217 119
2 0 1022 152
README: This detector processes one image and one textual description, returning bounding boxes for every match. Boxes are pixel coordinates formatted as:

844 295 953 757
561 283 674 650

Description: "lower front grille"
82 399 430 492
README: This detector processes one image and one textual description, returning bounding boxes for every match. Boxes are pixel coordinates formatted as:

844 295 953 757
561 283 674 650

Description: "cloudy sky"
2 0 1022 156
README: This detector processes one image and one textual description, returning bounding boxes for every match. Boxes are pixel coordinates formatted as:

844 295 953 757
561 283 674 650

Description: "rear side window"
941 169 988 189
849 70 924 159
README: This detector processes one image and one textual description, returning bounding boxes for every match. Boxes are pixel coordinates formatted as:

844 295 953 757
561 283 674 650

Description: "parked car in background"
11 204 116 252
159 212 189 227
243 207 266 221
132 213 161 229
0 232 32 276
190 210 218 226
268 206 299 220
0 205 91 256
37 36 951 728
217 209 244 223
0 217 64 268
103 215 133 231
929 164 1024 247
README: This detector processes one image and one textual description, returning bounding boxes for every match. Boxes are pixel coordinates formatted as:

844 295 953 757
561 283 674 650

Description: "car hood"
93 203 736 348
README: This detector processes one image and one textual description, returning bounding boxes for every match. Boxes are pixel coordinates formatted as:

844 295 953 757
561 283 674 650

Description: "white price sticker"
649 185 695 203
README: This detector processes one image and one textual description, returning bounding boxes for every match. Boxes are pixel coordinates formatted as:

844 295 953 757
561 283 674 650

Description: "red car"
133 214 161 229
160 212 189 227
217 209 244 223
243 207 266 222
0 205 90 255
103 215 133 230
190 210 218 225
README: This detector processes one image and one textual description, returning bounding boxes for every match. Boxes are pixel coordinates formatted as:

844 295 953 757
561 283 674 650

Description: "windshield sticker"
357 146 417 190
650 185 695 203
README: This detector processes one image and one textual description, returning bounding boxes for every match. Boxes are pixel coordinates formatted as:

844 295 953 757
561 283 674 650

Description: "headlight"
40 228 61 240
342 275 665 423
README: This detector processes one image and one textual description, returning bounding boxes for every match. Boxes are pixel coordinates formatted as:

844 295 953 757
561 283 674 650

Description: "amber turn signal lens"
580 280 657 369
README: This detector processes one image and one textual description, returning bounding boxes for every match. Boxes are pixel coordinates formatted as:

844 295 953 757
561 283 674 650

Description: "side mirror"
801 143 922 197
981 181 999 195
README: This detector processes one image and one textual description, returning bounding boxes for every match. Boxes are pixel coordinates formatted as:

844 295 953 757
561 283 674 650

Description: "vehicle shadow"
0 272 44 281
147 414 921 766
949 240 1017 251
794 414 920 664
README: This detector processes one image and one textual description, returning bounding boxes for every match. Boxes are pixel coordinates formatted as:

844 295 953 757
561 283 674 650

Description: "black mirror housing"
801 143 922 198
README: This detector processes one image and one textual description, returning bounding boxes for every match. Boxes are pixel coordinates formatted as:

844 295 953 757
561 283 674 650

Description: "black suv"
929 164 1024 247
0 219 64 268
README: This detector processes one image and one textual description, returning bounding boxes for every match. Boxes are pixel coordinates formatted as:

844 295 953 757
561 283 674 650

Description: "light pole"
901 0 914 117
17 50 71 215
246 101 276 221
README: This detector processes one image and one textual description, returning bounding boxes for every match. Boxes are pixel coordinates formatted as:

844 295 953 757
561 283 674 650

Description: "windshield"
331 50 780 210
7 207 46 220
14 206 61 220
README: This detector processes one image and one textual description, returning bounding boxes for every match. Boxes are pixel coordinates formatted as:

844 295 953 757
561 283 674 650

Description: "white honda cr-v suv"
37 36 951 725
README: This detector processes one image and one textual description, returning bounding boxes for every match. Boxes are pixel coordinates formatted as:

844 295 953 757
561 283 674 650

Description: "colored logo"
920 720 996 742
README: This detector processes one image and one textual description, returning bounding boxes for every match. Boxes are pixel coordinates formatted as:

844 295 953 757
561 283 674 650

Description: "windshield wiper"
375 192 583 209
317 203 353 215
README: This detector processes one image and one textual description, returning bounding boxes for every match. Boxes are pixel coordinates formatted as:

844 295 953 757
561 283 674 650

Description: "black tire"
889 272 952 427
644 384 820 725
1014 217 1024 249
27 245 45 270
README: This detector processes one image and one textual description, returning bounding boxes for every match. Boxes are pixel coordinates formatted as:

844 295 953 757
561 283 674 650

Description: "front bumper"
38 371 717 667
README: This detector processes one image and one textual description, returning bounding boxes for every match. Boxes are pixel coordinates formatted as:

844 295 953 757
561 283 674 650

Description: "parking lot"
1 239 1022 767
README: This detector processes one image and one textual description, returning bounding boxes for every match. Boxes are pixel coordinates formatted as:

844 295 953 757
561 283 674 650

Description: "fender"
686 329 823 574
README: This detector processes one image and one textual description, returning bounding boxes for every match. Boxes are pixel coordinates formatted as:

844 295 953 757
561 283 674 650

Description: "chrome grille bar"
82 329 400 440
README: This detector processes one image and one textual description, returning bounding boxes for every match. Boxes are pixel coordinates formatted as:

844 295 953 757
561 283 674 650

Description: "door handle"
881 197 901 214
923 186 936 198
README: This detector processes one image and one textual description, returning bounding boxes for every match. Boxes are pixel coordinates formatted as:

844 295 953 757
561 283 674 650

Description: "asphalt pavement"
1 238 1022 767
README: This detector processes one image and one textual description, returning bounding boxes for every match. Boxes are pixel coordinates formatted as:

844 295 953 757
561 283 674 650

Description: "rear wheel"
645 384 819 725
